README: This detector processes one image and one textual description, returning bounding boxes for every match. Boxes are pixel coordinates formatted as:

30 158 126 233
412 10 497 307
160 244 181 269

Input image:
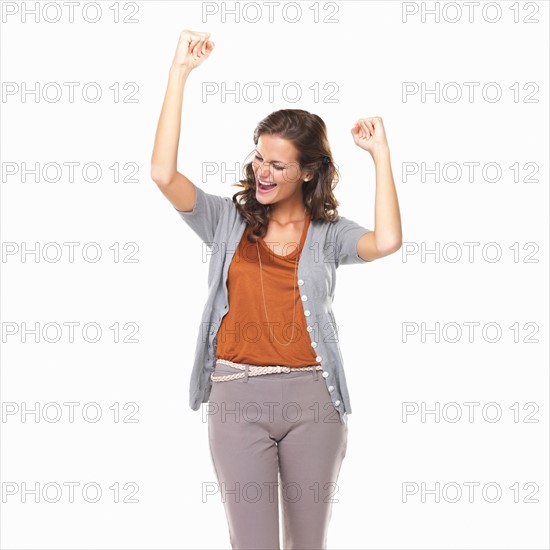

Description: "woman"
151 30 402 550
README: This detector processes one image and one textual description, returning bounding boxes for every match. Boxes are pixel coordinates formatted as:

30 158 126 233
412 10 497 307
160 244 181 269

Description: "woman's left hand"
351 116 389 161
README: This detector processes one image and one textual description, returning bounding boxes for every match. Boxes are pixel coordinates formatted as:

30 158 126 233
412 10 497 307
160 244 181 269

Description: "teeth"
259 179 277 189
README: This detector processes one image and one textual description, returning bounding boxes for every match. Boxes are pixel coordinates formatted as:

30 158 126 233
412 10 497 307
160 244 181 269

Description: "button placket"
298 270 339 412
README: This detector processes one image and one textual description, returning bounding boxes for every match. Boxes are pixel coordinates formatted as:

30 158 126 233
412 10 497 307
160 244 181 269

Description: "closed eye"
254 154 284 171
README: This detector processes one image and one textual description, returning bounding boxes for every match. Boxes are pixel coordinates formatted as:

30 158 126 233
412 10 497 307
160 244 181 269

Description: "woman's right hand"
172 29 215 71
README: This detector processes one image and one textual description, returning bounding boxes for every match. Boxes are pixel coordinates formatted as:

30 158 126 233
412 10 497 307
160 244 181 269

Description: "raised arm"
150 30 215 212
350 116 402 261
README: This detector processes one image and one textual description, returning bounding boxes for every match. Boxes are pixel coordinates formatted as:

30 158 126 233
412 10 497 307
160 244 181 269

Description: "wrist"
372 145 390 163
170 63 193 78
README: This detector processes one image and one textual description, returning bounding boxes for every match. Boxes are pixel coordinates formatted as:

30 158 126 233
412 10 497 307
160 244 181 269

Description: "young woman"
151 29 402 550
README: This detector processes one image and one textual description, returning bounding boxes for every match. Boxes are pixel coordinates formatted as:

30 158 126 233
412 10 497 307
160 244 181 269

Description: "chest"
215 218 337 302
260 219 308 258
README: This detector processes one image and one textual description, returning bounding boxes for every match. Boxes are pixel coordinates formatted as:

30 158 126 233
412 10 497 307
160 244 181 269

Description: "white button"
311 341 317 348
322 371 329 378
298 279 304 286
304 310 311 317
301 295 308 301
328 385 334 391
334 400 340 407
315 356 322 362
307 326 313 332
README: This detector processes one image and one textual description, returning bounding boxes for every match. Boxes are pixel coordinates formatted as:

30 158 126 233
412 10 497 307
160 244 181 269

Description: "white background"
1 1 548 549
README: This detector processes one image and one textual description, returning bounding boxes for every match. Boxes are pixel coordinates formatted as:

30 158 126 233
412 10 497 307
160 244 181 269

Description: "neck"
268 197 307 225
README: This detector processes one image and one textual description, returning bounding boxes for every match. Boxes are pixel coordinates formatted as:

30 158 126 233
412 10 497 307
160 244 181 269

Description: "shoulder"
310 214 367 236
310 214 371 266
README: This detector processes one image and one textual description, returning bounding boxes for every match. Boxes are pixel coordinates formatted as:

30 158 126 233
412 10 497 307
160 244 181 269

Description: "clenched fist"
172 29 215 71
351 116 389 161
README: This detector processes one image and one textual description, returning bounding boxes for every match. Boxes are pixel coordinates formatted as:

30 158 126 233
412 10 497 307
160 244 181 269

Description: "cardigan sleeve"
334 215 372 266
174 183 233 244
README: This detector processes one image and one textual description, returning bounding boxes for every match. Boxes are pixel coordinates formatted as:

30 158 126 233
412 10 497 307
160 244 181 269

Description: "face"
252 134 312 206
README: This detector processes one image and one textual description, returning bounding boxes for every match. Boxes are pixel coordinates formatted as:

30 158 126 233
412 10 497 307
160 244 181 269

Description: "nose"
256 161 273 179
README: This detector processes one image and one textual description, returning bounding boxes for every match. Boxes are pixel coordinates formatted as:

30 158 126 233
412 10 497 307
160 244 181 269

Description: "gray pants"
206 359 348 550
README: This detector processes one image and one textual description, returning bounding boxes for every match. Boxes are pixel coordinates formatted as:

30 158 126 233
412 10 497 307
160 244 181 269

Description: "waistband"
212 358 322 383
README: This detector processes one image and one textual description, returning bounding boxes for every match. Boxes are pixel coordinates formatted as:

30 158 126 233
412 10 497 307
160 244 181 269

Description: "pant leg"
207 361 281 550
277 370 348 550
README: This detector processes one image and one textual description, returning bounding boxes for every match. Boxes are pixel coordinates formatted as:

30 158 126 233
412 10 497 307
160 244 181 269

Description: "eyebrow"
254 149 286 165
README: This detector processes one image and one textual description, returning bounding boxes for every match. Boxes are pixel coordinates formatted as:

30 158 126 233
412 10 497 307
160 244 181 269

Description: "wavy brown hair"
230 109 344 243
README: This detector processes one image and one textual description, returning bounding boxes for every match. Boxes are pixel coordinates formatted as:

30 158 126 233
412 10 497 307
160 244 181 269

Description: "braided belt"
211 358 323 382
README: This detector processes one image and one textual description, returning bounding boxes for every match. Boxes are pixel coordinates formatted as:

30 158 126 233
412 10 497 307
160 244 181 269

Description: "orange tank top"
215 213 320 367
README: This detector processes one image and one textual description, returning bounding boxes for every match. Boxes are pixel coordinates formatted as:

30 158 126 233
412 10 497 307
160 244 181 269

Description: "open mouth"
257 179 278 193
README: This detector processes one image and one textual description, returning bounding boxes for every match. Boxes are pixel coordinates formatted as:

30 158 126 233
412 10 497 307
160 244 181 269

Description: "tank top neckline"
258 211 311 260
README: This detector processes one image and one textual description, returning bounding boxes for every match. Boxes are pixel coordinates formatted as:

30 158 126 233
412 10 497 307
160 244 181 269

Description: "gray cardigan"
176 184 371 425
